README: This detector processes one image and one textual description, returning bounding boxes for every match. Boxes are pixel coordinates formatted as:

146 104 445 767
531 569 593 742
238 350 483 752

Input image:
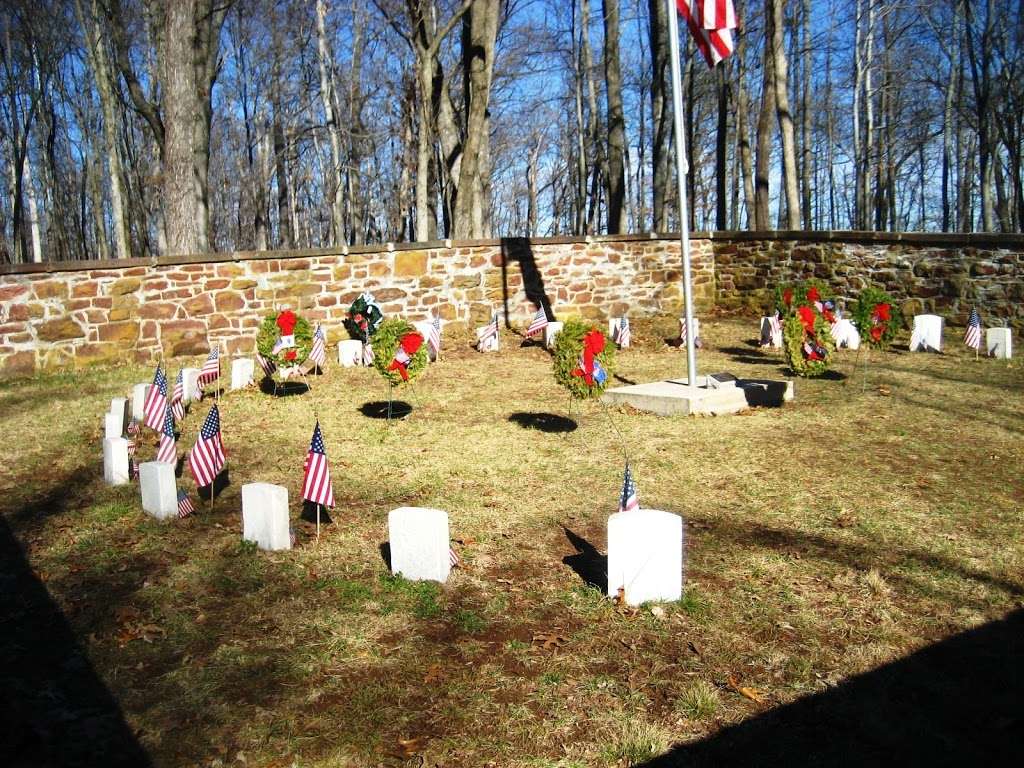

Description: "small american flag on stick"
142 366 168 431
477 312 499 350
618 464 639 513
525 306 549 337
309 324 327 369
427 314 442 359
615 317 631 348
363 342 375 366
198 348 220 386
177 489 195 518
157 406 177 464
676 0 738 68
449 546 461 568
301 421 335 508
964 307 982 351
679 318 703 349
188 405 226 488
171 369 185 421
255 351 276 378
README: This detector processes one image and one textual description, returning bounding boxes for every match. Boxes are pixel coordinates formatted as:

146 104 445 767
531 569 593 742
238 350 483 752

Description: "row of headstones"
760 313 1013 357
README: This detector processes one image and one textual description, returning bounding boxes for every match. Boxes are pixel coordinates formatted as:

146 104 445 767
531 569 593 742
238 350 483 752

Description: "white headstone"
544 321 564 350
830 318 861 350
413 320 437 361
241 482 291 551
910 314 944 352
760 317 783 348
131 383 149 420
388 506 450 583
986 327 1012 359
182 368 201 402
607 509 684 606
110 397 129 432
337 339 363 367
230 358 254 390
139 461 178 520
476 326 499 352
104 412 123 439
103 437 130 486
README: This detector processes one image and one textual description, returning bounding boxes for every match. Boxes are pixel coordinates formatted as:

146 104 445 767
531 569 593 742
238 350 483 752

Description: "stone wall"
1 231 1020 378
0 235 712 377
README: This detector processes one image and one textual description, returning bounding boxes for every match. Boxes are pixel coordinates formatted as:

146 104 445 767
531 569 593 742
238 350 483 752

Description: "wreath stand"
269 359 315 397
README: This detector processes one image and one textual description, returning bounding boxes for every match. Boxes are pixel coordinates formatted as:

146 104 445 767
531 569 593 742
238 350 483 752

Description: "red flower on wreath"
276 310 297 336
873 303 891 322
783 288 793 307
870 326 883 342
822 308 836 324
572 330 606 386
285 349 297 361
806 286 821 304
797 305 816 333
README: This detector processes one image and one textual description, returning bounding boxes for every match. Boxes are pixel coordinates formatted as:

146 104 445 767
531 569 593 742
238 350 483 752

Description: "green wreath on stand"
852 286 901 349
256 310 314 377
553 319 616 399
371 318 429 386
344 292 384 343
783 307 836 377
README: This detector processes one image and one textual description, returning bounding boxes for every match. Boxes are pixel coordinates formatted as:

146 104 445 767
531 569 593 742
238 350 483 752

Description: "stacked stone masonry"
0 232 1019 378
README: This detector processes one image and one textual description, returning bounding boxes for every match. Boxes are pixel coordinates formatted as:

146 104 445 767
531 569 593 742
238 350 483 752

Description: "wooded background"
0 0 1019 263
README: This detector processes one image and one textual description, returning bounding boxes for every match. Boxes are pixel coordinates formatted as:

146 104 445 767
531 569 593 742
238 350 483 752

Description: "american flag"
676 0 738 68
157 406 177 464
142 365 168 431
188 405 226 488
126 422 140 479
198 347 220 386
177 489 195 518
525 306 548 337
362 342 375 366
309 324 327 368
171 369 185 421
616 317 631 348
477 311 499 349
301 421 334 508
964 307 982 350
427 314 442 358
618 463 639 513
679 318 703 349
255 351 276 378
449 547 460 568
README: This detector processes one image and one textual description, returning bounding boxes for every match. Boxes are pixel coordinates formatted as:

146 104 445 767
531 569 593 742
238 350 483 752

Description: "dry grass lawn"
1 314 1022 767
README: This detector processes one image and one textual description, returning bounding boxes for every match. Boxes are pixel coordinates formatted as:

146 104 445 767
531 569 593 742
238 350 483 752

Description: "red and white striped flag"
615 317 631 348
964 307 982 350
525 306 549 337
449 547 460 568
309 324 327 369
679 318 703 349
142 365 168 431
171 369 185 421
157 406 177 464
427 314 442 359
177 489 195 518
477 312 499 350
198 348 220 386
618 463 639 513
363 343 375 366
126 421 140 479
301 421 334 508
676 0 738 68
188 405 226 488
255 351 276 378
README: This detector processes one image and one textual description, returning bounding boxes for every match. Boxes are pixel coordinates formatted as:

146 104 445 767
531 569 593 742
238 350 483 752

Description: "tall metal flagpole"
666 0 698 386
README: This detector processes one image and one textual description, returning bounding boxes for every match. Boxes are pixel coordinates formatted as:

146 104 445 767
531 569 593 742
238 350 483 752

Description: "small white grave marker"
986 327 1012 359
110 397 129 431
182 368 201 402
241 482 291 551
337 339 363 367
104 412 123 439
910 314 944 352
103 437 130 486
414 320 437 361
131 383 149 420
830 318 861 350
230 358 254 390
476 326 499 352
544 321 564 350
388 506 451 583
140 461 178 520
607 509 684 606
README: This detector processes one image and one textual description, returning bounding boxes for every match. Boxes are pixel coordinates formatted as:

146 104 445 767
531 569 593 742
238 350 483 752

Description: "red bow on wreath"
870 302 891 342
783 288 794 307
806 287 821 304
276 310 297 336
387 332 423 381
572 330 606 386
797 305 816 334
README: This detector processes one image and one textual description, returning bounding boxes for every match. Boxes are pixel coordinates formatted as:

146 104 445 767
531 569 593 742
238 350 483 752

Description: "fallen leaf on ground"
728 674 766 704
612 586 626 606
649 605 666 619
532 633 567 650
396 737 425 757
688 641 702 657
877 386 892 396
423 664 444 684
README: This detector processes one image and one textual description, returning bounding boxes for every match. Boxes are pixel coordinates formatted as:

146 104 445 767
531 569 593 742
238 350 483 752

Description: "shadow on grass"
613 374 638 386
258 378 310 397
359 401 413 419
379 542 392 569
0 516 152 767
508 412 578 433
562 527 607 593
196 467 230 503
639 608 1024 767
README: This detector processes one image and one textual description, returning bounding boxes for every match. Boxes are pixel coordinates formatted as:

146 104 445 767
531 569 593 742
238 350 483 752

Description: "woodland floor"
1 314 1022 768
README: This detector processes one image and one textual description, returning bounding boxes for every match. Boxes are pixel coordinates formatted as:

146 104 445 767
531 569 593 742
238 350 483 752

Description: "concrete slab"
602 376 793 416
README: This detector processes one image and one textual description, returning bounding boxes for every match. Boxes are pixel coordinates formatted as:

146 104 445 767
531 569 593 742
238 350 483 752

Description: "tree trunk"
715 61 729 231
315 0 346 245
735 27 755 229
648 0 671 231
769 0 800 230
602 0 627 233
754 19 775 230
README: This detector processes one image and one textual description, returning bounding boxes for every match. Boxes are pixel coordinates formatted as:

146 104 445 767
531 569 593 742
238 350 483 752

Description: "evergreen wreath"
774 279 835 318
783 305 836 377
343 292 384 343
552 318 616 399
256 310 314 370
371 318 429 386
852 286 900 349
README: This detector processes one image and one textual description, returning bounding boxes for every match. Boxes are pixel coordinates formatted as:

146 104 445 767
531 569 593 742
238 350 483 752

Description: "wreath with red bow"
852 286 900 349
343 292 384 343
552 319 616 399
371 318 428 386
775 281 837 377
256 309 314 370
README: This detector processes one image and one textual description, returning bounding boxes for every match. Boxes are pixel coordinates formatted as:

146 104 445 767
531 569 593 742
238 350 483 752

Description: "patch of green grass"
602 718 669 764
676 680 720 720
677 585 710 617
453 607 487 634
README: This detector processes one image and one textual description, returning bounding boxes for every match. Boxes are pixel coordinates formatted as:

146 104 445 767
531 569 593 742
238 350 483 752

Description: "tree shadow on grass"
561 526 607 593
359 401 413 420
0 516 152 767
639 608 1024 767
508 412 578 433
258 379 310 397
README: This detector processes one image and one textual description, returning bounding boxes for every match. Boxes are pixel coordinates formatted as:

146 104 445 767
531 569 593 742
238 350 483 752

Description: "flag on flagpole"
301 421 334 508
676 0 738 67
142 366 168 431
171 369 185 421
427 314 442 358
309 324 327 369
177 489 195 518
255 351 276 378
188 405 226 488
964 307 982 350
616 317 631 348
525 306 549 337
198 348 220 386
618 464 639 513
157 406 177 464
